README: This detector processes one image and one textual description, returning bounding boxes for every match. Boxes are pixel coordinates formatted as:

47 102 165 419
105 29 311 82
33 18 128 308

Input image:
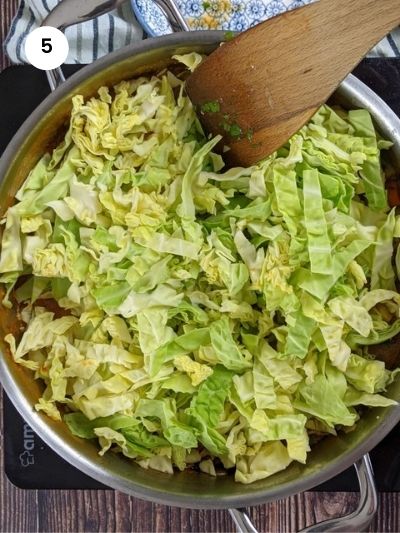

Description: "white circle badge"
25 26 69 70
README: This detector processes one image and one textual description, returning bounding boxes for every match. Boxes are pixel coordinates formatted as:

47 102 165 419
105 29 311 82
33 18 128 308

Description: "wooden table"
0 2 399 531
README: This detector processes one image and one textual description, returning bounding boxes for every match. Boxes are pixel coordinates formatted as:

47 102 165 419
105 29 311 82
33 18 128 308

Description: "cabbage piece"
161 373 196 393
135 398 197 448
0 209 23 273
347 319 400 347
150 327 210 376
302 169 332 274
178 136 221 220
345 354 389 394
235 442 292 484
186 366 233 455
209 316 252 371
349 109 388 212
134 231 202 260
252 360 276 409
111 285 183 318
16 146 80 216
328 296 373 337
173 52 203 72
220 262 249 296
188 365 233 426
174 355 213 386
15 154 53 201
250 410 307 441
259 343 302 389
285 311 316 359
295 375 357 428
6 311 77 361
65 412 139 438
94 427 152 458
295 239 371 300
320 321 352 371
286 429 310 464
232 371 254 403
344 388 397 407
75 393 135 420
273 167 302 236
371 208 396 290
234 229 264 287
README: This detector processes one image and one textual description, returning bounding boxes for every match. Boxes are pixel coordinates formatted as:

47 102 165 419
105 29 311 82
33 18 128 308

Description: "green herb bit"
201 101 221 113
202 1 211 9
229 124 242 138
224 31 235 41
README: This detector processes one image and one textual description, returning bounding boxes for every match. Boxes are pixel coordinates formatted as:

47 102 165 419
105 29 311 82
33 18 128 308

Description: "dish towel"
5 0 143 64
5 0 400 64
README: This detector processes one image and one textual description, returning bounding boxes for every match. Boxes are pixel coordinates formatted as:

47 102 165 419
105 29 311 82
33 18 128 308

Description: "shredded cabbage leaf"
1 54 399 484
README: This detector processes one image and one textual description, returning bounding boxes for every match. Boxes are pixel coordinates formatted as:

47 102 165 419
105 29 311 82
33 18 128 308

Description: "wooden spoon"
186 0 400 166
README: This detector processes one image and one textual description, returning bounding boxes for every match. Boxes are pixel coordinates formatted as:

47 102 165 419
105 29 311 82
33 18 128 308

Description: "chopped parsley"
229 124 242 138
201 105 251 142
224 30 235 41
200 101 221 113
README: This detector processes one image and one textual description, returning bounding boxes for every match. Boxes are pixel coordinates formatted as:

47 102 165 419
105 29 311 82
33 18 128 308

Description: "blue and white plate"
131 0 314 37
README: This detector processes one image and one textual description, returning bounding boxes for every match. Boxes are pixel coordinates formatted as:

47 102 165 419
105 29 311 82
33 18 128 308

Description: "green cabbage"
1 55 399 484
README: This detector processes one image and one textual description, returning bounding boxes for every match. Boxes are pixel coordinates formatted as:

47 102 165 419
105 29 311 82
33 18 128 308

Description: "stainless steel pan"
0 2 400 531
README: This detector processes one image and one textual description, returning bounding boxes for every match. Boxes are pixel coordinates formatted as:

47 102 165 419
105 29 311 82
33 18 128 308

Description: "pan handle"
41 0 188 91
151 0 190 32
229 509 258 533
229 454 378 533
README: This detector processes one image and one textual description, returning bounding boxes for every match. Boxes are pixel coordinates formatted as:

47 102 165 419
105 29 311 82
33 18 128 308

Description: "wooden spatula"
185 0 400 166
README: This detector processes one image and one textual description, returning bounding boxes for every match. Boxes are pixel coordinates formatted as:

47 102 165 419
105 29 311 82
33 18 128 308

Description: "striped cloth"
4 0 400 64
5 0 143 64
371 27 400 58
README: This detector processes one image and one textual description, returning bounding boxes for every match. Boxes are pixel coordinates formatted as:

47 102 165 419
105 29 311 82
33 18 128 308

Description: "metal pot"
1 8 400 532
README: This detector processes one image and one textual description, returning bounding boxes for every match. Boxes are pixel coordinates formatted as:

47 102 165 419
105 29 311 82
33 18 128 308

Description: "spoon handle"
186 0 400 166
316 0 400 60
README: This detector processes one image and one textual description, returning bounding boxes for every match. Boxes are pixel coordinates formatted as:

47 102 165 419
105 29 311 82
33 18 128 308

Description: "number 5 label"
41 38 53 54
25 27 69 70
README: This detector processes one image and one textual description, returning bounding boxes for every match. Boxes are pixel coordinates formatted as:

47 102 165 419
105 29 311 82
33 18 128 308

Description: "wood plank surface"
0 0 19 72
0 1 399 531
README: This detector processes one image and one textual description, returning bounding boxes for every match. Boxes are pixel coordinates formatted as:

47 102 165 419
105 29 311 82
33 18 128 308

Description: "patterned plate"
131 0 313 37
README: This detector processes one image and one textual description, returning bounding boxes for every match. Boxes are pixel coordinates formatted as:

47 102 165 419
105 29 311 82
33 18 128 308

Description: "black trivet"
1 60 400 491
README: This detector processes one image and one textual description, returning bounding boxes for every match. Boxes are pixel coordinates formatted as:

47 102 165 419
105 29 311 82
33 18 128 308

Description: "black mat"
1 60 400 491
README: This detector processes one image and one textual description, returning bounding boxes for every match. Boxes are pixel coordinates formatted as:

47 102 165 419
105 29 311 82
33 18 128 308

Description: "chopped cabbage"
1 54 399 484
